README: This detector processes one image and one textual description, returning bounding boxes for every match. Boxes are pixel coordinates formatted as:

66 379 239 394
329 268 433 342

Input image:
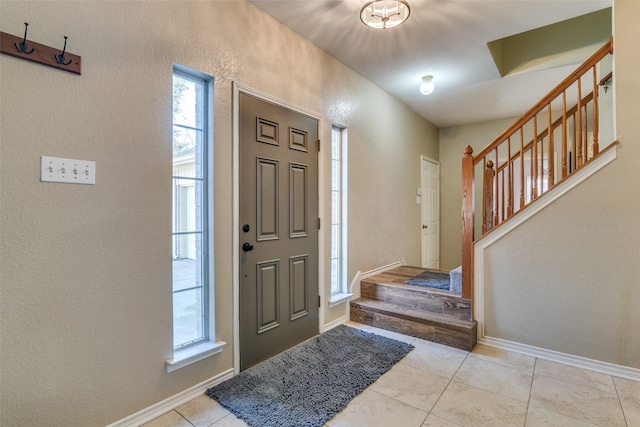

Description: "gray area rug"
404 269 450 290
206 324 413 427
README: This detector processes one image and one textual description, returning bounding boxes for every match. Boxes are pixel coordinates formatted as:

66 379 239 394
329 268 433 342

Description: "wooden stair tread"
351 297 476 332
361 266 460 297
361 278 458 297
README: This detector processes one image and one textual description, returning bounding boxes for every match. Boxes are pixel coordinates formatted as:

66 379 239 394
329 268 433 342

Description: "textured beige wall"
0 1 437 426
439 117 516 270
482 0 639 368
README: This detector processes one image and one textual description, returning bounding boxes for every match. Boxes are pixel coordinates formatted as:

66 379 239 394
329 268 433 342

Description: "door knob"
242 242 254 252
422 224 428 229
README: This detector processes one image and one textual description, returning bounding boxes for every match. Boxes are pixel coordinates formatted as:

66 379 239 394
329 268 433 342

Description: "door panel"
421 157 440 269
256 259 280 334
289 255 309 320
289 128 308 152
256 157 279 241
257 117 279 145
290 163 308 238
239 93 319 370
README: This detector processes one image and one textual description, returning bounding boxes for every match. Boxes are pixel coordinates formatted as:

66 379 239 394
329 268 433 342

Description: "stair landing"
350 266 477 351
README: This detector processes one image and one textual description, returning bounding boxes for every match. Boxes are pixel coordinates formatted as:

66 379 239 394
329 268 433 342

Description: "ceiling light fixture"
420 75 435 95
360 0 411 29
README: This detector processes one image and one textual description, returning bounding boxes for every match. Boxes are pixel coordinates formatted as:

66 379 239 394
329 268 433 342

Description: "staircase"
350 41 615 353
350 266 477 351
460 37 615 300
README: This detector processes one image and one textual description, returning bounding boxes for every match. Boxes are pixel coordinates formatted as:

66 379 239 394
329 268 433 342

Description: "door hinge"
317 139 320 152
318 295 321 307
317 217 321 230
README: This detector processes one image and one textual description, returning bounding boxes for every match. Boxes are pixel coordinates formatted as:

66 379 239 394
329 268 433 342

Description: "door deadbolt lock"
422 224 428 229
242 242 254 252
242 224 250 233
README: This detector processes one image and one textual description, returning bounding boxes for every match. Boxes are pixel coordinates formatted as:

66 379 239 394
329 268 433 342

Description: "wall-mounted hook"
599 72 613 94
1 26 82 74
14 22 35 54
601 77 613 93
54 36 72 65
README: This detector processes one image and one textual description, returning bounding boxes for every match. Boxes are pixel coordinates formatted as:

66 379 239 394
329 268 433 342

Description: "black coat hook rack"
1 23 81 75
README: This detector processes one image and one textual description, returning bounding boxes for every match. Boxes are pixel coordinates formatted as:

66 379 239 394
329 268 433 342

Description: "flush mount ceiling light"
360 0 411 29
420 75 435 95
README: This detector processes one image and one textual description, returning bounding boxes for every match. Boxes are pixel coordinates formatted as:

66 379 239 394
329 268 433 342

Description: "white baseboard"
480 336 640 381
349 258 407 299
349 271 363 299
106 368 235 427
323 315 349 332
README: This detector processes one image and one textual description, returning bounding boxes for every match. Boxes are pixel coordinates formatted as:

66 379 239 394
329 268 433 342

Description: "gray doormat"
404 269 450 290
206 324 413 427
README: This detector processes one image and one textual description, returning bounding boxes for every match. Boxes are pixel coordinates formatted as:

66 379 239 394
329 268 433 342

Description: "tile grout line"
370 332 469 426
175 409 196 427
208 413 241 427
365 388 430 427
529 360 628 426
611 377 630 427
423 350 471 427
523 357 539 427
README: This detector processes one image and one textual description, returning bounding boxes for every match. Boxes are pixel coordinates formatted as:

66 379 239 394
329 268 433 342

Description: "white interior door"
421 156 440 269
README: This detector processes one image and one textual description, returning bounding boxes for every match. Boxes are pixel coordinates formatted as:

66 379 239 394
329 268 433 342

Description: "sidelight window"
172 69 209 350
329 126 350 305
167 65 223 372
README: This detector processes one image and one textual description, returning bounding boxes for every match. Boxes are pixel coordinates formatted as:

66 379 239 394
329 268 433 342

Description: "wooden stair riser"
361 280 472 321
351 304 476 351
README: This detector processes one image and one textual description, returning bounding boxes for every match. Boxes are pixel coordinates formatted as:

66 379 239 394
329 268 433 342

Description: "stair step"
351 297 477 351
361 279 472 321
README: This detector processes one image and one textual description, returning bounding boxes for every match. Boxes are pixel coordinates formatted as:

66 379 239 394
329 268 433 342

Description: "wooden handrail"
472 37 613 164
600 71 613 86
460 37 614 303
494 92 594 175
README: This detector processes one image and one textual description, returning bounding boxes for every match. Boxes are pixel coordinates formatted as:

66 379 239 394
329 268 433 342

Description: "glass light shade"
420 75 435 95
360 0 411 29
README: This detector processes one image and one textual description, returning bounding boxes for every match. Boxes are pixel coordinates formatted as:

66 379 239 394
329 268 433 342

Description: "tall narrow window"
172 69 209 350
330 126 349 303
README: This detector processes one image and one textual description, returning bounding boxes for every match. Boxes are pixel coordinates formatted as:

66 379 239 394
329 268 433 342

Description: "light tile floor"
143 322 640 427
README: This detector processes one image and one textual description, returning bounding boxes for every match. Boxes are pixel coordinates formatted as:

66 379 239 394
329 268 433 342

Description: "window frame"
328 125 351 307
166 64 224 372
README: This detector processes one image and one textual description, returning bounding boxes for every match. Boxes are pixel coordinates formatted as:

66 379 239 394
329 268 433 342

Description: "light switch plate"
41 156 95 184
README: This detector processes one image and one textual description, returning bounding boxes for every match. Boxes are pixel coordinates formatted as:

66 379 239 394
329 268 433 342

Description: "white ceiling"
248 0 611 128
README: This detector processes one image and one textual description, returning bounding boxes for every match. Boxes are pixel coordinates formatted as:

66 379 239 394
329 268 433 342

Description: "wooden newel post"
483 160 495 233
461 146 474 305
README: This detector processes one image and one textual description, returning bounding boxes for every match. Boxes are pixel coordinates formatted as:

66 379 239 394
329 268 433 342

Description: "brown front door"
239 93 319 370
